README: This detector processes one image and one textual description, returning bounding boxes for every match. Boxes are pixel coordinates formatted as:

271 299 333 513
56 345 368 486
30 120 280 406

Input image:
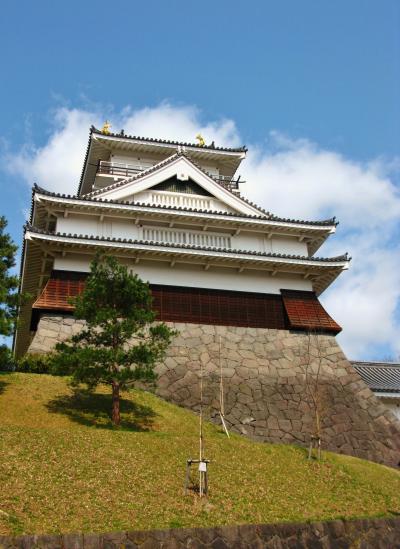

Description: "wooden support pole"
219 335 230 438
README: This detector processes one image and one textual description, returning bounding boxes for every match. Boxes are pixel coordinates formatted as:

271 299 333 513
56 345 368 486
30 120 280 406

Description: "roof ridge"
270 213 338 227
25 224 350 263
90 125 248 153
352 361 400 367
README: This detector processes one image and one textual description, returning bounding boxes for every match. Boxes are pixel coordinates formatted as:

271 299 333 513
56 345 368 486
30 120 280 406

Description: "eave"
25 227 349 294
33 189 337 255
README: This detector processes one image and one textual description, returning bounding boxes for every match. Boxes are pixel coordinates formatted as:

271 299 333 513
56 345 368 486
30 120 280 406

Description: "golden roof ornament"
101 120 112 135
196 133 205 147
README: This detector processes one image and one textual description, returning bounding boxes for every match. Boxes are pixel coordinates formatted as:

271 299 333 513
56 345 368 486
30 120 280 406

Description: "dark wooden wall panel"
150 285 287 329
32 272 340 333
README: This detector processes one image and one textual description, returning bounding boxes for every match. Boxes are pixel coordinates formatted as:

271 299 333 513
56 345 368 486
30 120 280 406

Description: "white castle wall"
53 256 314 294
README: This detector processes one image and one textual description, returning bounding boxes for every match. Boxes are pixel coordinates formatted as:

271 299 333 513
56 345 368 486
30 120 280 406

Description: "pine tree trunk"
111 381 121 425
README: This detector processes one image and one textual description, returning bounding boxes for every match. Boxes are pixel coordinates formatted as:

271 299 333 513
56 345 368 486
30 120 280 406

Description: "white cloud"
120 103 241 149
242 134 400 358
6 108 98 194
4 103 240 195
3 103 400 359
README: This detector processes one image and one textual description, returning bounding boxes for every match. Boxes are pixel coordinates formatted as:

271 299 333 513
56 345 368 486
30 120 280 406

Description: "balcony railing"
96 161 244 190
97 160 147 178
216 175 242 191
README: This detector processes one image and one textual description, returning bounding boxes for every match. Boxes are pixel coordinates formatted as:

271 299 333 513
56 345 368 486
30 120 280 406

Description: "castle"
15 125 400 466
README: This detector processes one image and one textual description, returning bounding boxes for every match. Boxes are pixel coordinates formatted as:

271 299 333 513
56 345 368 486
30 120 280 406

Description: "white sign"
198 461 207 472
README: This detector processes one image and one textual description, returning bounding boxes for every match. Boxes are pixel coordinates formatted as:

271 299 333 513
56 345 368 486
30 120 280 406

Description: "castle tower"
15 126 400 466
15 126 347 355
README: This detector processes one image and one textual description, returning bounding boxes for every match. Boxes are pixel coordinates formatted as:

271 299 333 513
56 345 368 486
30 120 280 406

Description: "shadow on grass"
0 373 10 395
46 389 156 431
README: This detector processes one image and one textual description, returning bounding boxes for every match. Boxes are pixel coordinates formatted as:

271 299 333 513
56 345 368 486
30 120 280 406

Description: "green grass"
0 372 400 536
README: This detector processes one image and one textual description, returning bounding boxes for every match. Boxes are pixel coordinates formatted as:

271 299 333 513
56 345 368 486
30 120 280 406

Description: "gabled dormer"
84 152 265 217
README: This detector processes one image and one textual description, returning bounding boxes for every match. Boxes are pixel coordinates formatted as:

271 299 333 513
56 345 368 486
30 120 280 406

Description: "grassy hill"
1 372 400 536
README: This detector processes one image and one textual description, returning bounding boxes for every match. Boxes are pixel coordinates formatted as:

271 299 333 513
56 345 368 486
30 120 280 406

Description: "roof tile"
25 223 349 264
351 362 400 394
281 289 342 334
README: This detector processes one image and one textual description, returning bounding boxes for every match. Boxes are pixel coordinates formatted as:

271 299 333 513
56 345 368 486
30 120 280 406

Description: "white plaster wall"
109 152 219 177
53 254 313 294
56 216 140 240
131 263 313 294
234 232 264 251
111 220 139 240
54 255 90 272
110 152 160 169
271 236 308 256
234 233 308 256
201 164 219 177
57 216 98 235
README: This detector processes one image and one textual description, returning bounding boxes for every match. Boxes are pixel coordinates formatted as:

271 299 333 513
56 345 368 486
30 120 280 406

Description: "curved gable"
88 154 265 217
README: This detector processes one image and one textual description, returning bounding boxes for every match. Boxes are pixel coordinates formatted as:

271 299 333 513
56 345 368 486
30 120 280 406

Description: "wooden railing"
97 161 243 189
97 161 148 178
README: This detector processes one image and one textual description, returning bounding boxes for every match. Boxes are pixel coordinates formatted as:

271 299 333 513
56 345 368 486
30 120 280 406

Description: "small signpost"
185 458 210 496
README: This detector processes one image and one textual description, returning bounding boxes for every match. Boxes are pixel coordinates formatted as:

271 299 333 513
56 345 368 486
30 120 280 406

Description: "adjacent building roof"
352 361 400 396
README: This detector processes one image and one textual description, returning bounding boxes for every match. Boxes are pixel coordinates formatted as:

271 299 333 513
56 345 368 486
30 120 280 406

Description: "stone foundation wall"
28 314 400 467
2 517 400 548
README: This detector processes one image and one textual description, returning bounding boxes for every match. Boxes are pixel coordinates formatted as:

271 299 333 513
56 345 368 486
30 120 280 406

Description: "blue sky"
0 0 399 358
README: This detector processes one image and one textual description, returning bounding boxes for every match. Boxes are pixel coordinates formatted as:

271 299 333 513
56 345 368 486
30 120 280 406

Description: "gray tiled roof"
32 184 338 227
91 126 248 153
352 361 400 394
24 223 349 264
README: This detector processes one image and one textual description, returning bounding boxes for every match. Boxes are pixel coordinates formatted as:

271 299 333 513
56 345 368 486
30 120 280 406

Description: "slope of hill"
0 373 400 536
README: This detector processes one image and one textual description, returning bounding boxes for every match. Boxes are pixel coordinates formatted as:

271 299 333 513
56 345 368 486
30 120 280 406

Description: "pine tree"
52 255 176 425
0 216 19 338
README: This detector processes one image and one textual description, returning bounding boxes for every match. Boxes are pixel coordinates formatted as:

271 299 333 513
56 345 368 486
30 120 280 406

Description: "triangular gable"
88 154 265 217
151 177 213 197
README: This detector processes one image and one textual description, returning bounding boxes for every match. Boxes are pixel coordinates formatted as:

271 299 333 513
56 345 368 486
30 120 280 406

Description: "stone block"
278 419 292 432
26 319 400 467
62 534 84 549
